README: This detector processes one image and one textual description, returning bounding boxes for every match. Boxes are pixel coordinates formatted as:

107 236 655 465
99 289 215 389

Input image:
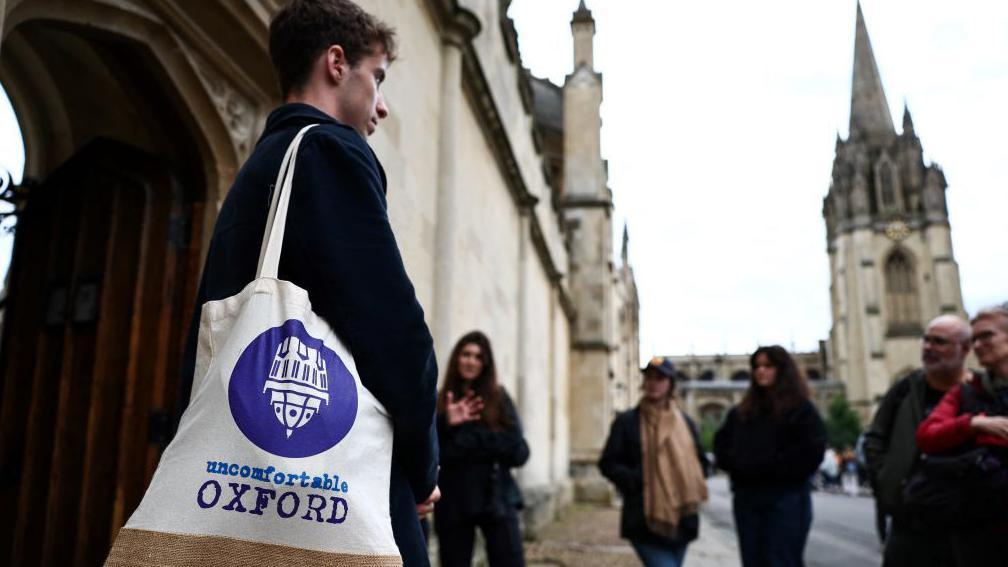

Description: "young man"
176 1 439 564
863 315 973 567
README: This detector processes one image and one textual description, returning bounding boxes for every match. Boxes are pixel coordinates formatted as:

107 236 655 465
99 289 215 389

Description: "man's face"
335 46 389 137
921 320 968 374
972 316 1008 373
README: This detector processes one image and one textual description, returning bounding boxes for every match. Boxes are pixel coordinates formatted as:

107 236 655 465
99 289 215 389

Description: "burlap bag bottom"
105 528 401 567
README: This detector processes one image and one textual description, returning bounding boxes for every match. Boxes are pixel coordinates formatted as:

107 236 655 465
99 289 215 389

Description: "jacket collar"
259 103 388 195
260 103 355 141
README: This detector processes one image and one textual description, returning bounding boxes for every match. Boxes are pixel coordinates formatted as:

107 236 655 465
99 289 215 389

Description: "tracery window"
885 249 921 335
880 164 895 208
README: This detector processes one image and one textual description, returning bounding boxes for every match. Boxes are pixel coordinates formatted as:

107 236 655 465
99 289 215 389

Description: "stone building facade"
0 0 637 563
822 4 966 418
612 227 641 413
669 349 844 428
527 1 640 499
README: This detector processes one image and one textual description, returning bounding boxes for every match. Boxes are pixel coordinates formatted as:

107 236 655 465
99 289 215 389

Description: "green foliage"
698 416 720 452
825 395 862 449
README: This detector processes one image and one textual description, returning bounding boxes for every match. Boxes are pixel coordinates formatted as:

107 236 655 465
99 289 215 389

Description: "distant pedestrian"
841 447 860 496
863 315 972 566
818 447 840 491
713 345 826 567
599 357 709 567
916 305 1008 564
434 331 529 567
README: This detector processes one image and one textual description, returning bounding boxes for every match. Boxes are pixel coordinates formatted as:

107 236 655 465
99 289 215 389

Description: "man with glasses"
916 305 1008 564
864 315 973 567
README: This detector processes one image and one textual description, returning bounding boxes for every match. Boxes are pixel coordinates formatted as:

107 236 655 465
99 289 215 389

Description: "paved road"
703 475 883 567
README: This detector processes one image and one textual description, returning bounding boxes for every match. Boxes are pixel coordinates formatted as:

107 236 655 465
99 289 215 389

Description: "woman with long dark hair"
434 331 529 567
598 357 709 566
713 345 826 567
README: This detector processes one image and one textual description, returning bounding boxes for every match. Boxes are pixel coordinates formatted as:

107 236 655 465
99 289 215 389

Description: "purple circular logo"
228 319 357 457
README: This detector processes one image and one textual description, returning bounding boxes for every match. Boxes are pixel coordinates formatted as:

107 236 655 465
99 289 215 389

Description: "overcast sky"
1 1 1005 359
508 0 1008 357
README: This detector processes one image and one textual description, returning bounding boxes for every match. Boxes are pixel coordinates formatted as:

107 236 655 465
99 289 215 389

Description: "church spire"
902 101 915 135
849 2 895 140
572 0 593 24
571 0 595 69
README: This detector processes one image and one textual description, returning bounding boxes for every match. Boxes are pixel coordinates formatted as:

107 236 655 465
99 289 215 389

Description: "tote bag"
105 124 401 566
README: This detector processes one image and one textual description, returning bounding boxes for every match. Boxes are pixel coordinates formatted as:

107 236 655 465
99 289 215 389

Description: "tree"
825 395 862 449
698 416 720 452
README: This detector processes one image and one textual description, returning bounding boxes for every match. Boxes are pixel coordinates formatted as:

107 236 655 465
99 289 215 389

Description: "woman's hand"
446 390 483 426
970 415 1008 440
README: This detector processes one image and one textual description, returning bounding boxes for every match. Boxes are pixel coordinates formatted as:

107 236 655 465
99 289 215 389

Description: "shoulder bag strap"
256 124 318 279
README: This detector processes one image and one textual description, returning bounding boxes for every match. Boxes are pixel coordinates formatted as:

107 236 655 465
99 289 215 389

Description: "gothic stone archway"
0 3 274 564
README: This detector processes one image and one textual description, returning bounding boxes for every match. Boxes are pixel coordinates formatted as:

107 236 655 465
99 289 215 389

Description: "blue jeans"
732 485 812 567
631 541 687 567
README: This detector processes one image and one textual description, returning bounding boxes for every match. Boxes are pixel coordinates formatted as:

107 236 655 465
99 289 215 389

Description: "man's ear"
325 45 347 85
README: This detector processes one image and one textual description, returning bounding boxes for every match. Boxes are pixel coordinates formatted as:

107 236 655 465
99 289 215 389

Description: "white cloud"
509 0 1008 357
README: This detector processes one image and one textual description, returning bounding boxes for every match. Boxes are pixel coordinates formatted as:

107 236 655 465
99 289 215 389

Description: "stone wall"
0 0 634 538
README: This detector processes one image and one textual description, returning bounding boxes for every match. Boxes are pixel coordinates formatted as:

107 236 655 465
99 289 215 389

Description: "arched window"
880 164 895 208
730 370 750 382
885 249 921 335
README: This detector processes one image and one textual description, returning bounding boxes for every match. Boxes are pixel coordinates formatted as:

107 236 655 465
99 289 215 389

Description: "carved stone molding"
425 0 576 322
188 49 256 161
425 0 480 46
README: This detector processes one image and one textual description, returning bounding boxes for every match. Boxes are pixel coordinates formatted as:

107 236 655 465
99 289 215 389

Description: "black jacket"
713 399 826 491
435 389 529 525
863 370 929 515
175 104 439 503
597 405 709 548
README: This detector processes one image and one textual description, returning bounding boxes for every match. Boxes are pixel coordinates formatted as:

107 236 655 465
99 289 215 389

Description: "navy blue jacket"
598 406 709 548
175 103 439 511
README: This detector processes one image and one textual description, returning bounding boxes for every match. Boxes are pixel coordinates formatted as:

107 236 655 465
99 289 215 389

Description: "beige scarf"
639 399 709 539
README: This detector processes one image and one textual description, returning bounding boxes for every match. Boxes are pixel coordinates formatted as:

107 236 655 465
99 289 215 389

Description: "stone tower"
563 1 615 475
823 3 966 417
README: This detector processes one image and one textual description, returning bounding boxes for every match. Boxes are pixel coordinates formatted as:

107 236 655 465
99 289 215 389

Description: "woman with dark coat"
434 331 530 567
599 357 710 567
714 345 827 567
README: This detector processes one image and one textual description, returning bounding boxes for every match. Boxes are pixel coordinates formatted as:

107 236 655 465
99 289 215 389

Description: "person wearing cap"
599 357 709 566
713 345 826 567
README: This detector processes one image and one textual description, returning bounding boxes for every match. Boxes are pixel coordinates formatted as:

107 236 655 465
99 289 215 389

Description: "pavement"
526 502 740 567
525 474 883 567
702 475 883 567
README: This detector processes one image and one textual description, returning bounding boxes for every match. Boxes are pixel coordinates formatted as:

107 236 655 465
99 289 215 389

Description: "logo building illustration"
263 335 330 438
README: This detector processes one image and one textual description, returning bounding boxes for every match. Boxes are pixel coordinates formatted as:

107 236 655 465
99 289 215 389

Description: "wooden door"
0 139 203 567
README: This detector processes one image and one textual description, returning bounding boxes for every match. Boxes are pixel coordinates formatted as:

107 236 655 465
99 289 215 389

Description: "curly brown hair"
738 345 811 421
269 0 398 96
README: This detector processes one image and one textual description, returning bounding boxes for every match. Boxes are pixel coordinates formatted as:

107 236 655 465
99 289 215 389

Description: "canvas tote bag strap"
256 124 318 279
